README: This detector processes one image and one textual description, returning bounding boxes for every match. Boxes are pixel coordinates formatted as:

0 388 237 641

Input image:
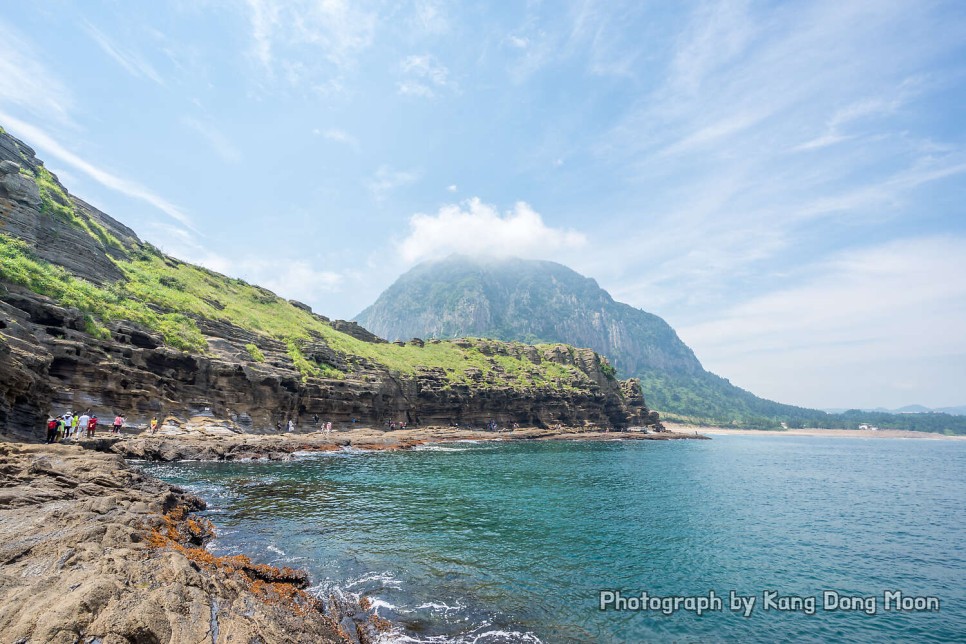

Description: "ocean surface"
142 435 966 643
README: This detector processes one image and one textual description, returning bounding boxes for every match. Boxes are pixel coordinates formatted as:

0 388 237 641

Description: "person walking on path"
45 418 58 443
150 417 159 434
63 413 73 440
287 419 295 433
77 412 90 441
87 415 98 438
112 415 124 435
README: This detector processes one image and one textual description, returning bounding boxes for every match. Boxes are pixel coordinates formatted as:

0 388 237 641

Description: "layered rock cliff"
0 128 657 440
355 255 824 426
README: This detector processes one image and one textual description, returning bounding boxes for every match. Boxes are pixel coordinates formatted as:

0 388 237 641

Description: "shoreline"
665 422 965 441
96 424 708 462
0 426 703 641
0 441 385 643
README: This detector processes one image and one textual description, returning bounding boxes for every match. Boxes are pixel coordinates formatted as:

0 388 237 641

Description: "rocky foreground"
0 442 385 644
0 427 705 642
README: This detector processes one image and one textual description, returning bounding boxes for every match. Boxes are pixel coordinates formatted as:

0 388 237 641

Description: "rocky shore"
0 427 705 642
102 424 708 462
0 442 387 644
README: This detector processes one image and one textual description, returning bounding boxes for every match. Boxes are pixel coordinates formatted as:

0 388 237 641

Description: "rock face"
0 442 377 643
0 128 658 440
354 254 823 425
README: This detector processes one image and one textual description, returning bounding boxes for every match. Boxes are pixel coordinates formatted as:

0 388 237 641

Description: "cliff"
354 255 825 427
0 128 657 440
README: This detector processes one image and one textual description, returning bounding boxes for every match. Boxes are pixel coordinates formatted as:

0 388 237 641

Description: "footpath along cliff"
0 127 663 441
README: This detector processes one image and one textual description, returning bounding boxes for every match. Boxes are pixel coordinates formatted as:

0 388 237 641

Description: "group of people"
45 411 127 443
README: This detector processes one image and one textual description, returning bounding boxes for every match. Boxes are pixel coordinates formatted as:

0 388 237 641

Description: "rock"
0 127 657 440
0 443 356 643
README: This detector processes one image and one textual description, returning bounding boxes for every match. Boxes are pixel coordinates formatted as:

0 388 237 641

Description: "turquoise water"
143 436 966 643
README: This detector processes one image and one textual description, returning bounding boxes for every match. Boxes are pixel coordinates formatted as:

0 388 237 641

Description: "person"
287 419 294 433
56 416 66 442
326 421 332 434
112 414 124 435
313 414 319 425
71 413 80 439
88 415 98 438
77 411 90 441
63 412 73 440
45 418 58 443
150 417 159 434
275 420 281 432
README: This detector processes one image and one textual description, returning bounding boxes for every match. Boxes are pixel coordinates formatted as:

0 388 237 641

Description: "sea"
141 434 966 643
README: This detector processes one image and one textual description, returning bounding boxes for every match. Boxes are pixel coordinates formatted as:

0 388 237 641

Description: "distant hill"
355 255 827 427
825 405 966 417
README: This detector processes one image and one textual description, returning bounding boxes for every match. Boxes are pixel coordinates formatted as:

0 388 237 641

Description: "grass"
33 166 124 250
245 343 265 362
0 232 605 388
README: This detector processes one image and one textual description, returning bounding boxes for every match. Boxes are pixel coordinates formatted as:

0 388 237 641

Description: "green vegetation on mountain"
0 232 596 393
355 255 966 434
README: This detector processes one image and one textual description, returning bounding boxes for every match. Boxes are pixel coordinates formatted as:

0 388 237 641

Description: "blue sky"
1 1 964 409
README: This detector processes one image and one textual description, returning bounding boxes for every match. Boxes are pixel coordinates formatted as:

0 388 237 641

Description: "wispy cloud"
83 22 164 86
0 21 73 123
316 128 358 147
398 197 586 264
0 112 194 230
148 222 343 304
397 54 454 98
590 0 966 319
182 116 242 163
408 0 449 36
367 165 420 202
244 0 376 81
678 236 966 407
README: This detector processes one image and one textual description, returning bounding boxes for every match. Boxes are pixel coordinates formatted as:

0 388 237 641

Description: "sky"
1 1 964 410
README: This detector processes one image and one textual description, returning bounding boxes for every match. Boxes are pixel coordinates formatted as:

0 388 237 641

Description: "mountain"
0 127 656 440
355 255 825 427
824 405 966 416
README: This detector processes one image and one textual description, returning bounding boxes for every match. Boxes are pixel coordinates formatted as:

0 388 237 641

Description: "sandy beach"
665 423 965 441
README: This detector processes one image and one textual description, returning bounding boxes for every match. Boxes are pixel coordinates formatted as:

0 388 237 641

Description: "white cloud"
398 197 586 264
408 0 449 35
505 35 529 49
244 0 376 75
0 112 194 230
147 223 343 306
319 128 358 147
83 22 165 86
589 0 966 320
0 21 73 123
237 260 343 305
397 54 454 98
678 236 966 408
446 184 458 193
182 117 242 163
367 165 420 202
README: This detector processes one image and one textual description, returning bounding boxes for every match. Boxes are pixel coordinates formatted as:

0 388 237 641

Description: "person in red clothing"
88 415 98 438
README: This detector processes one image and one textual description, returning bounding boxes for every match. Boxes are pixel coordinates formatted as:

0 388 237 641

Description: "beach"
666 423 965 440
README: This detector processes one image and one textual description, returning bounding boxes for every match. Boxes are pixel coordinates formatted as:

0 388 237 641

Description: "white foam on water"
345 571 403 589
266 544 285 556
415 600 465 614
369 598 397 613
468 630 541 643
